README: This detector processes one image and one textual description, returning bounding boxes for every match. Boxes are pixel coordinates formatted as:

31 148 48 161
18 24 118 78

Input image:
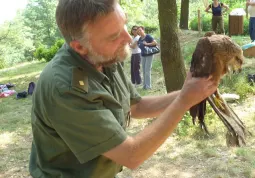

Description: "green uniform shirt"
29 44 141 178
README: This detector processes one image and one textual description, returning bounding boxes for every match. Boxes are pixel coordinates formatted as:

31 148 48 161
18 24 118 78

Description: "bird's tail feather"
207 94 247 146
189 92 247 146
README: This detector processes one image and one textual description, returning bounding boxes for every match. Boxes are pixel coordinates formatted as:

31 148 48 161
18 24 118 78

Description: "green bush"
243 18 249 35
55 39 65 48
190 14 212 31
34 46 47 61
220 71 255 100
34 39 64 62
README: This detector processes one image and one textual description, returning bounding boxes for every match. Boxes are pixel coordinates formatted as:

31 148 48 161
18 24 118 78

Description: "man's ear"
69 41 88 56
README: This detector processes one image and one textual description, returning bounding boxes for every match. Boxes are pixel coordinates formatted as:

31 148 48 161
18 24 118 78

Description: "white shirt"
248 0 255 17
131 35 141 54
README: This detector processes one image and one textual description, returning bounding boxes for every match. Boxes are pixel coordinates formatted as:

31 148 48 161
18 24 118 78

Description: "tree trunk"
180 0 189 29
157 0 186 92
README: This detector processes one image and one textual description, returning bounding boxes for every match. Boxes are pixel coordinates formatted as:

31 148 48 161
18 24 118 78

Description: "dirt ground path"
118 95 255 178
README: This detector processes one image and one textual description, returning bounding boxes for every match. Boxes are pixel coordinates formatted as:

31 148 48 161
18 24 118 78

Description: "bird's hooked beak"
228 56 244 74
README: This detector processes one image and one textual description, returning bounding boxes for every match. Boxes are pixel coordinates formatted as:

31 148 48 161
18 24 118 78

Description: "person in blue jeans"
137 26 157 90
247 0 255 42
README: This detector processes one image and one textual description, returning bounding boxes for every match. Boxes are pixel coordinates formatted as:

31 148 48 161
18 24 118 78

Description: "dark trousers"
249 17 255 41
131 53 141 85
212 16 224 34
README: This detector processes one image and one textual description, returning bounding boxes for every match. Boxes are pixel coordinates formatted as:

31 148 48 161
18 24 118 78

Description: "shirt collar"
64 43 107 83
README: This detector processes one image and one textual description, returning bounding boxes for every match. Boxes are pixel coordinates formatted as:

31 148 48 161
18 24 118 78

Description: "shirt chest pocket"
111 93 130 128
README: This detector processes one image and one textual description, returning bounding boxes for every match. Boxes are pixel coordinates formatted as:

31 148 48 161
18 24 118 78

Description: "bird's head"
190 34 244 82
227 53 244 74
211 35 244 79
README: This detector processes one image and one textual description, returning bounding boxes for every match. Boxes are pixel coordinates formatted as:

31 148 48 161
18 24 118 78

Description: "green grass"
0 61 47 177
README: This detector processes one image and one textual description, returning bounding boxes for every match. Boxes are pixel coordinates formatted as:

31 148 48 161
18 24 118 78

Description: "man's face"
81 4 132 66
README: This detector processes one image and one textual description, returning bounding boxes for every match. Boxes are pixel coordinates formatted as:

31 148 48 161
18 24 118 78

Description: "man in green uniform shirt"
29 0 219 177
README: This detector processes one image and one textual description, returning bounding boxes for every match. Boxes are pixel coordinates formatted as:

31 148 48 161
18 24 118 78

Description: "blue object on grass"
242 42 255 50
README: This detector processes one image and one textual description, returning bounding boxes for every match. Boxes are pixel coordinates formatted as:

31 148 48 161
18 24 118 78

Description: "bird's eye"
236 57 243 64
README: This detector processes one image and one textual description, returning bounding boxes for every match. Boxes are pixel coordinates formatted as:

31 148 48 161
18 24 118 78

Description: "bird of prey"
189 33 247 147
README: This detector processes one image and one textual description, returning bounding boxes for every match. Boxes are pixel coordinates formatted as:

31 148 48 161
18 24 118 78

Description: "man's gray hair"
56 0 117 43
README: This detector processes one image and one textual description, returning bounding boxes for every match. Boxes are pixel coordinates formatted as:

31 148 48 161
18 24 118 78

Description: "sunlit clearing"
0 71 41 83
0 132 14 148
0 61 41 73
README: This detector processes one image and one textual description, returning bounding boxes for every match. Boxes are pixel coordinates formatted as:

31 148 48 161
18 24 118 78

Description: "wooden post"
198 9 201 34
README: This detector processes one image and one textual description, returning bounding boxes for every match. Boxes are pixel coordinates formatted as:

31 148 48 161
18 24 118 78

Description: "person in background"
205 0 229 34
29 0 219 177
246 0 255 42
137 26 157 90
130 25 142 87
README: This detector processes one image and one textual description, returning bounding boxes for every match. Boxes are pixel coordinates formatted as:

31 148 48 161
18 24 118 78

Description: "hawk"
190 33 247 147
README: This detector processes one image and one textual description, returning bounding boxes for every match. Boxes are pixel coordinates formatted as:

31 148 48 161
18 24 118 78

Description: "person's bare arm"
103 73 218 169
130 41 138 49
205 6 211 13
131 90 180 119
143 40 157 46
222 4 229 11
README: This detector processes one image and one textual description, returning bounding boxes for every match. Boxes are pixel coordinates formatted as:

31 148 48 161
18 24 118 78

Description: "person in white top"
129 26 142 86
247 0 255 42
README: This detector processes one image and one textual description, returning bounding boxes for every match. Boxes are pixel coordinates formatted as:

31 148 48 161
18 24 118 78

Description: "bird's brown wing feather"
190 37 214 78
189 37 213 133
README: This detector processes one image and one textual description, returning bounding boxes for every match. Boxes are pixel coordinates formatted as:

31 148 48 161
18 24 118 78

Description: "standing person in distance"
137 26 157 90
130 25 142 87
205 0 229 34
246 0 255 42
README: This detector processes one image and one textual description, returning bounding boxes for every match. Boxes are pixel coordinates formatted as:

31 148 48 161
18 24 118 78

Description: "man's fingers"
207 81 219 94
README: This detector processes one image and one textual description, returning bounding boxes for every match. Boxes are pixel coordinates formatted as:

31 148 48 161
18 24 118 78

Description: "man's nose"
123 30 132 43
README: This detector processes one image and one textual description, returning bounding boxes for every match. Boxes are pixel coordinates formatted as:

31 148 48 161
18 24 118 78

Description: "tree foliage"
0 0 162 68
121 0 159 34
0 12 34 68
23 0 61 47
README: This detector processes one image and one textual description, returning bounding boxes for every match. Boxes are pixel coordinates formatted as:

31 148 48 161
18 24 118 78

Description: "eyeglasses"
132 28 137 31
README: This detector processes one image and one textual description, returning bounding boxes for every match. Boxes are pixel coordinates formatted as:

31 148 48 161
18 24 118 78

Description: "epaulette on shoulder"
71 67 88 93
